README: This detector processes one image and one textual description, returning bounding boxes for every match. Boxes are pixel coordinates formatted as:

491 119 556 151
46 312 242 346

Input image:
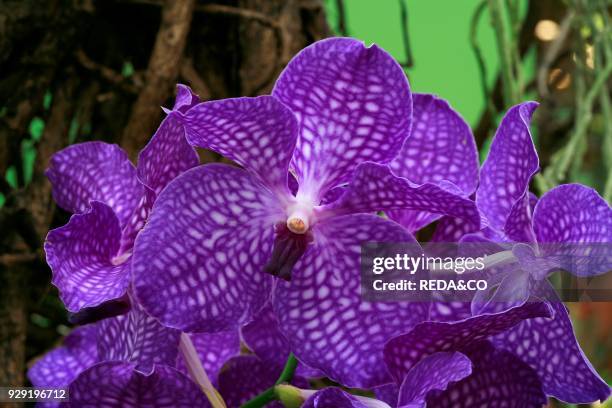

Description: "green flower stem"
487 0 520 106
274 353 299 385
240 353 299 408
470 0 494 116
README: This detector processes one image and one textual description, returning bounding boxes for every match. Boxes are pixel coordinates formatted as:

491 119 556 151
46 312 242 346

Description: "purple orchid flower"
44 85 200 321
28 325 98 397
241 303 322 378
380 302 553 408
296 352 472 408
386 93 480 233
300 387 391 408
422 101 611 404
216 355 309 408
29 299 240 407
132 38 480 388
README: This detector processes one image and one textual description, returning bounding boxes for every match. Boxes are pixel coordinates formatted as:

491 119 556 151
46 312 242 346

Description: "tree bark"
121 0 196 160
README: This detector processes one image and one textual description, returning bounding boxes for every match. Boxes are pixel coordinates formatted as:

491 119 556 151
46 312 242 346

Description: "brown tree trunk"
0 0 331 391
122 0 196 160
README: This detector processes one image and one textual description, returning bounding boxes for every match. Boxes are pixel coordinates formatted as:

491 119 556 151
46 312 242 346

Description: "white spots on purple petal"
477 102 539 231
28 325 98 388
45 201 131 312
70 363 208 407
383 302 551 383
98 303 180 375
493 299 610 403
325 163 480 230
46 142 143 228
183 96 297 197
137 112 198 196
274 214 427 388
133 164 282 332
273 38 412 197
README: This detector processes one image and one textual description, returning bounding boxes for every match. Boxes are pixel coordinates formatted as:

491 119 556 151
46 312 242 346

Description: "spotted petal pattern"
425 342 547 407
476 102 539 231
46 142 143 227
431 216 480 243
275 214 429 388
172 83 201 113
133 164 282 332
182 96 297 195
69 362 208 407
383 301 552 382
324 163 480 229
397 352 472 408
533 184 612 277
217 356 307 408
45 201 130 312
176 330 240 385
504 191 537 243
97 302 181 375
273 38 412 196
241 304 321 377
493 295 611 403
137 114 198 196
28 325 98 388
303 388 369 408
390 93 478 193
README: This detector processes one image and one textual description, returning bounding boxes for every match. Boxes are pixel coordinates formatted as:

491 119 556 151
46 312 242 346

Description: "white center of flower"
285 198 315 235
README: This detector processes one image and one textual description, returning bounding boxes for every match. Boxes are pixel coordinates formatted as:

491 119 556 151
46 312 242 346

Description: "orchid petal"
182 95 297 196
173 84 201 112
388 94 478 232
504 191 538 243
274 214 429 388
303 388 370 408
390 94 478 193
133 164 282 332
28 325 98 388
397 352 472 408
118 186 156 253
323 163 480 229
533 184 612 277
137 114 198 196
273 38 412 197
45 201 130 312
241 304 322 378
425 341 547 407
46 142 143 227
493 283 610 403
428 301 473 323
176 330 240 386
97 302 181 375
69 362 209 407
217 356 307 408
431 216 480 243
383 301 552 383
476 102 539 231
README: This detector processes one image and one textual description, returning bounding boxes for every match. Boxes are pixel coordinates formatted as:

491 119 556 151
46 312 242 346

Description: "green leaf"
122 61 134 77
29 117 45 141
43 91 53 110
6 166 18 188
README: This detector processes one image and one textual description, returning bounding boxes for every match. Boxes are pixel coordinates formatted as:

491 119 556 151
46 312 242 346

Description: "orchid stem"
240 353 299 408
275 353 299 385
178 333 227 408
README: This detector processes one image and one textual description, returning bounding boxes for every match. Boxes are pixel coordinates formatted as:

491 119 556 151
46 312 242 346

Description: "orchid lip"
264 222 314 281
